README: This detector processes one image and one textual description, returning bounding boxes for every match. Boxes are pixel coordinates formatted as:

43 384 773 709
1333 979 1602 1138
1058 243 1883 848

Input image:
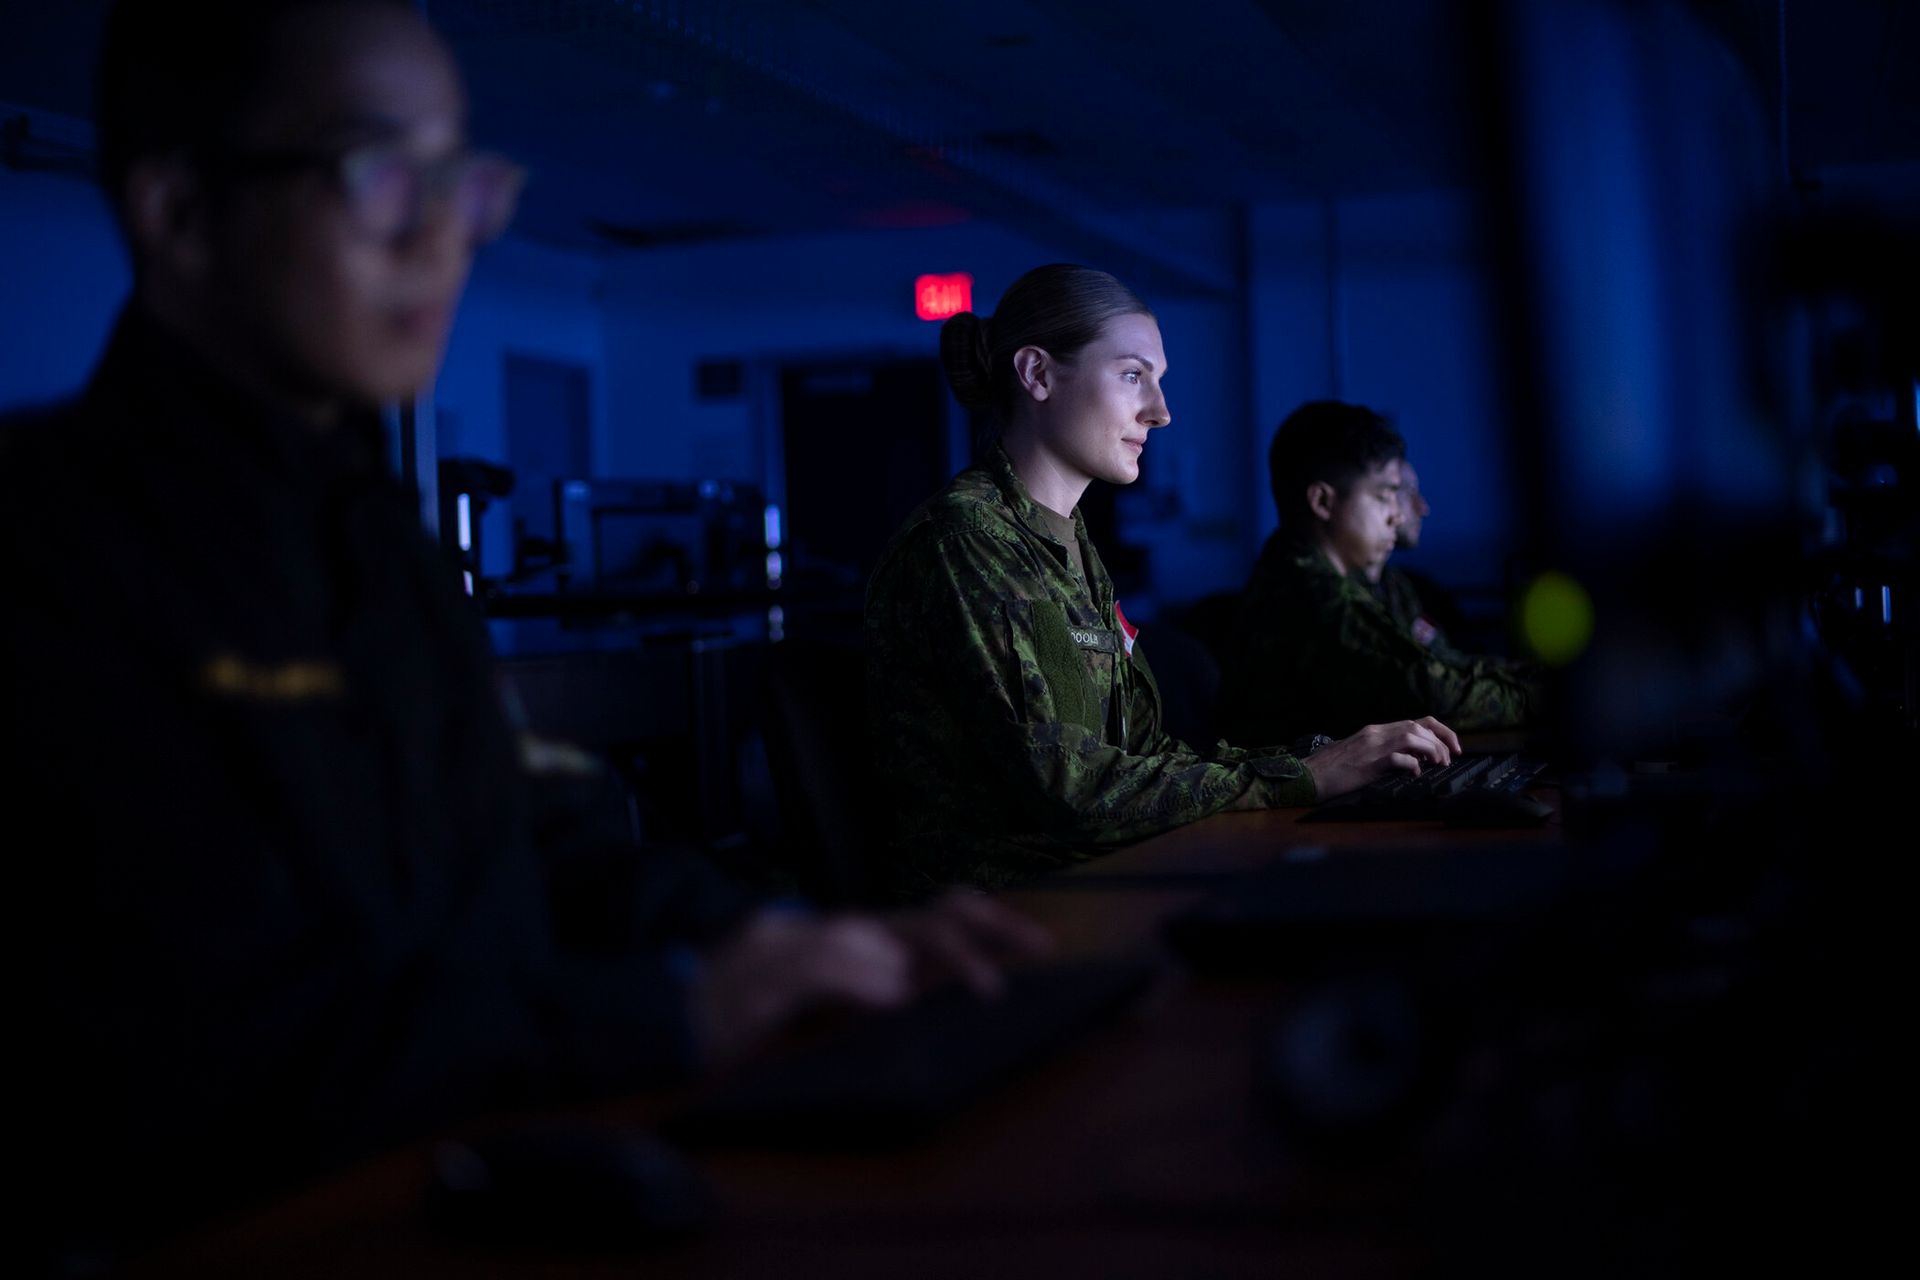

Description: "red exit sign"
914 272 973 321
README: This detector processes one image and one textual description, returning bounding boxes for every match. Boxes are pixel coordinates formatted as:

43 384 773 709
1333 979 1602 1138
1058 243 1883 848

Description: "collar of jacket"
983 442 1090 557
86 305 391 494
982 443 1118 627
1271 528 1370 588
1268 529 1400 623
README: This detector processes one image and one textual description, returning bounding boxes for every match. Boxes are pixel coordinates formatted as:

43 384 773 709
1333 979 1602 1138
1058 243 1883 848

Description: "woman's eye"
1122 370 1142 384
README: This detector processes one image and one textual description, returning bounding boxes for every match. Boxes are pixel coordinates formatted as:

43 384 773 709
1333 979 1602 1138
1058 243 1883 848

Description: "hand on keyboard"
1302 716 1462 800
880 890 1054 998
693 911 917 1065
690 894 1053 1065
1304 753 1549 822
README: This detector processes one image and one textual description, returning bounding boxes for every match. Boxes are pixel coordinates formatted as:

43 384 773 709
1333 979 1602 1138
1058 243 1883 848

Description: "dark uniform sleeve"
1378 568 1433 640
1223 539 1543 745
3 413 754 1241
1125 640 1307 765
899 526 1316 845
1314 572 1540 734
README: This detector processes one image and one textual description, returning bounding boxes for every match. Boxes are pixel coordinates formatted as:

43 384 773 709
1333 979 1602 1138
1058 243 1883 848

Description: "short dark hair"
95 0 413 229
1267 400 1406 531
938 264 1153 423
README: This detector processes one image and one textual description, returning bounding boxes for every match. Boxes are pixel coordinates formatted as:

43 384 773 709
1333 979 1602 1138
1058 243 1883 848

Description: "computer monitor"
552 477 771 596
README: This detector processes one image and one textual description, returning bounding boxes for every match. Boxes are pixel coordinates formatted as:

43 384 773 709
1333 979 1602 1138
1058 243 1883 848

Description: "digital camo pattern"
865 447 1315 898
1219 533 1542 745
1377 566 1439 645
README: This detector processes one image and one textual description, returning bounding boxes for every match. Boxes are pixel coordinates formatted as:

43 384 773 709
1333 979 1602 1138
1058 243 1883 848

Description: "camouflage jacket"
1218 533 1541 744
865 448 1315 896
1377 566 1451 652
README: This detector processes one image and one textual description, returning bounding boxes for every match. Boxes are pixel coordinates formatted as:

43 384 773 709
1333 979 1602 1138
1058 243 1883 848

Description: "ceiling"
2 0 1914 272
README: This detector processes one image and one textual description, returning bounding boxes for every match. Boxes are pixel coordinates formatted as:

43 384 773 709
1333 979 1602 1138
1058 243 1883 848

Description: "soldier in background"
1218 400 1540 745
1374 458 1470 650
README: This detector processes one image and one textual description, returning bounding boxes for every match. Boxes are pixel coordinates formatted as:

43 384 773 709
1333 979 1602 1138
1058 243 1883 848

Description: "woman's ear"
1011 345 1052 403
1305 480 1339 523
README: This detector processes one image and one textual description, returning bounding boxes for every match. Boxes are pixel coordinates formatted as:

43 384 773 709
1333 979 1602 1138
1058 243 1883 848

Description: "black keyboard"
1303 752 1548 822
661 955 1158 1148
1163 842 1579 971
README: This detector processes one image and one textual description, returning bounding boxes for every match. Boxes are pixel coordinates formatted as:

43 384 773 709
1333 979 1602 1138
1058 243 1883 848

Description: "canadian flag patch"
1114 601 1138 657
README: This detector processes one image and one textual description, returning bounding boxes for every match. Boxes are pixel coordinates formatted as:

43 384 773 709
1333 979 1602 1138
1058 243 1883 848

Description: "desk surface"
135 800 1564 1278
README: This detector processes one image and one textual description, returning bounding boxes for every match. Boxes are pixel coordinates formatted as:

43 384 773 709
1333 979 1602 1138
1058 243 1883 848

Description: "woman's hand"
1300 716 1462 799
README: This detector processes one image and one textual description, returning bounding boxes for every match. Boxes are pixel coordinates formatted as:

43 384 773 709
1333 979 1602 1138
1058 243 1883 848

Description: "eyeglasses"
208 142 527 244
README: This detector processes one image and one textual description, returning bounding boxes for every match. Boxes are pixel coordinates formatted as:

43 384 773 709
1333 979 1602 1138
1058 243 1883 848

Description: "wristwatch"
1289 732 1335 757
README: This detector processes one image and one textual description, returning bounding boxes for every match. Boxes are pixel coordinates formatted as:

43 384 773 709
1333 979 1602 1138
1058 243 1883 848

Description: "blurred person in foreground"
5 0 1044 1255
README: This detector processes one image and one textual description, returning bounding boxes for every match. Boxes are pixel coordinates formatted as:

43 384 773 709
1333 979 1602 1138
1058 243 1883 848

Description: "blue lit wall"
594 222 1259 608
437 236 612 581
1247 190 1512 593
0 159 1524 619
0 165 127 410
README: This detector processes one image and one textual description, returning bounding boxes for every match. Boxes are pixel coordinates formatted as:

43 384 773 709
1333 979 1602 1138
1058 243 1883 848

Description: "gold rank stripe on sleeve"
201 652 347 703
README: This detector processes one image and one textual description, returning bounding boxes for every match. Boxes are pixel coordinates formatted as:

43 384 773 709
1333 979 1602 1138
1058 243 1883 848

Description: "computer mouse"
1437 788 1555 828
426 1124 711 1247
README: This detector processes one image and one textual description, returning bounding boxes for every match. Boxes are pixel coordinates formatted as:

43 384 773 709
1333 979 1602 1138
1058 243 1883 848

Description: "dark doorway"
779 358 953 602
505 351 592 548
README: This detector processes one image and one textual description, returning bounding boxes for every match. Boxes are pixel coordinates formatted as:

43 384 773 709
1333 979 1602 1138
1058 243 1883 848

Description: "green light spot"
1520 571 1594 666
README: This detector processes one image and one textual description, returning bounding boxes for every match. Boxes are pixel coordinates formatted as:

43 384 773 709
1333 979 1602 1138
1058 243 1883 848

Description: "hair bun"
939 311 996 411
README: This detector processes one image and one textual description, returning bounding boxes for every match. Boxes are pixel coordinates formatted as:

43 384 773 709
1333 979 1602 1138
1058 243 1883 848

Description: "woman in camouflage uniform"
864 264 1460 895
